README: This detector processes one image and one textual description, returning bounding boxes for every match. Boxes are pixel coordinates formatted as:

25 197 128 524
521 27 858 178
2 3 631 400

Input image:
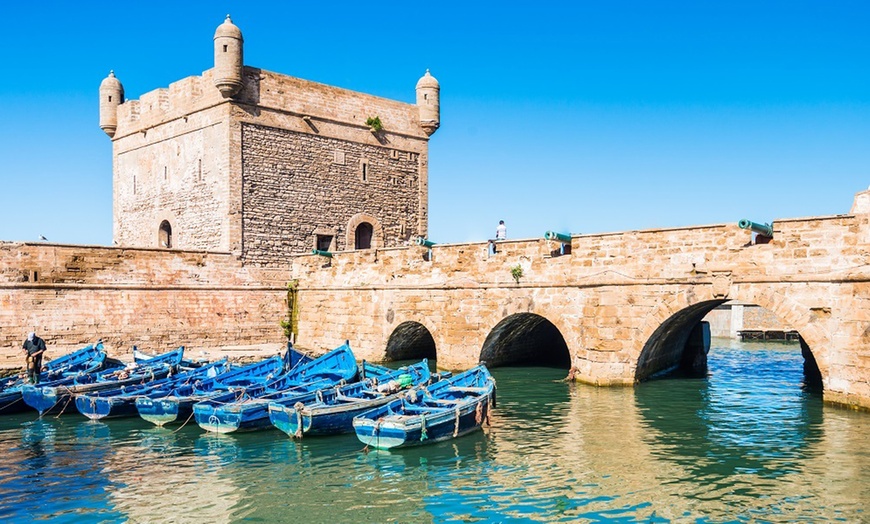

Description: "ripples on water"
0 339 868 523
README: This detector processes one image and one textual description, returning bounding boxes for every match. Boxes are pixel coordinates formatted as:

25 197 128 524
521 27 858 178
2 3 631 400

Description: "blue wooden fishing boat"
135 346 308 427
22 346 185 416
74 359 232 420
352 365 496 450
0 341 109 415
193 342 360 434
268 360 434 438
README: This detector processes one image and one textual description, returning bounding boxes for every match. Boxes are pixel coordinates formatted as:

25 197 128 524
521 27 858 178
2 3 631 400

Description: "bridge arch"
384 320 437 362
480 313 571 369
635 289 828 387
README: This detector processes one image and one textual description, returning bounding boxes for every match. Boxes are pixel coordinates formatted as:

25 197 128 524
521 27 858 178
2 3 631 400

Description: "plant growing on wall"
366 116 383 132
511 264 524 284
281 280 299 341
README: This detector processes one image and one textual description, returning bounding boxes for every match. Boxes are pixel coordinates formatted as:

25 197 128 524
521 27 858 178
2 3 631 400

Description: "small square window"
316 235 333 252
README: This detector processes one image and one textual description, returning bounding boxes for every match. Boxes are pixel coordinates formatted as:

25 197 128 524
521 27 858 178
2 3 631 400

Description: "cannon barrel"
415 237 436 248
738 219 773 238
311 249 333 258
544 231 572 244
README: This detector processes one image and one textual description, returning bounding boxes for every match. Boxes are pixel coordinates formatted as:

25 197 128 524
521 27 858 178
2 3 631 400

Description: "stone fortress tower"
100 15 439 266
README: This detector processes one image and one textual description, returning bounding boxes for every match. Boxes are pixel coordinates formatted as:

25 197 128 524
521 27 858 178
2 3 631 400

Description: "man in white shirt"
495 220 506 240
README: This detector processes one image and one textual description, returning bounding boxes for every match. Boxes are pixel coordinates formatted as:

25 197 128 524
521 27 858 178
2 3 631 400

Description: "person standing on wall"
22 332 46 384
496 220 507 241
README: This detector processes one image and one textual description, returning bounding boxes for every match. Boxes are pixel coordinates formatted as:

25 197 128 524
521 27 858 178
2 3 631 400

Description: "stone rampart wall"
3 203 869 408
286 211 870 408
0 242 290 364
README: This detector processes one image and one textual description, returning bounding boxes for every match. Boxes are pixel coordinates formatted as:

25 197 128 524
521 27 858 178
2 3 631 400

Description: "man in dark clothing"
22 332 47 384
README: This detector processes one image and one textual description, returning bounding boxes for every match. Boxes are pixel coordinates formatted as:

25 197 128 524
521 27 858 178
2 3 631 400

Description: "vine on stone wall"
281 280 299 341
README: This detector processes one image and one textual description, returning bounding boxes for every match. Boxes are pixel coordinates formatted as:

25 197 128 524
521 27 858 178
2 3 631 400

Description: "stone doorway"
355 222 373 250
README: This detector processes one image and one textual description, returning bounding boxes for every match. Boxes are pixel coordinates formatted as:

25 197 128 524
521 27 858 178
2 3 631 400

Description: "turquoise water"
0 339 868 523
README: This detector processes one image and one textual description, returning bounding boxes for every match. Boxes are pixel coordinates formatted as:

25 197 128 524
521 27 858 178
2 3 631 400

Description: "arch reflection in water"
634 341 831 518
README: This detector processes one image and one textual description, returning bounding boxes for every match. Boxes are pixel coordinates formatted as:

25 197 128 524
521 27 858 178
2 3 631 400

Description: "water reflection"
0 341 867 522
633 342 862 520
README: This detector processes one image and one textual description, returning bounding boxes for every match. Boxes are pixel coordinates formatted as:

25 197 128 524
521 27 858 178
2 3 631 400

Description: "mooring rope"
293 402 305 439
38 387 70 418
173 409 196 433
54 394 75 418
0 396 23 412
453 406 461 437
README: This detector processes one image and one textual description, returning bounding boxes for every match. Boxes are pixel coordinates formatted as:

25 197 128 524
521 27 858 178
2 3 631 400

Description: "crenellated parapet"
113 70 225 139
111 67 431 141
103 16 437 141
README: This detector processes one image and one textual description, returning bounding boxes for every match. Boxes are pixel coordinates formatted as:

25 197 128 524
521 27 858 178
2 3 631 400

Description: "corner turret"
416 69 440 136
213 15 244 98
99 71 124 138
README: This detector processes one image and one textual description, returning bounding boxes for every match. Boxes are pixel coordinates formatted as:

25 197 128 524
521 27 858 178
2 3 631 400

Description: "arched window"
159 220 172 248
354 222 373 250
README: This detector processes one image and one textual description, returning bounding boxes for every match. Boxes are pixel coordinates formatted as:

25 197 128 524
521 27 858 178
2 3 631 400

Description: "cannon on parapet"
311 249 333 258
738 219 773 238
544 231 572 244
414 237 436 248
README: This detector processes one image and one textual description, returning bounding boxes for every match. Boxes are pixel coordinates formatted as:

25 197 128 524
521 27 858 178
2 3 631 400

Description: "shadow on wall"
385 321 436 362
479 313 571 369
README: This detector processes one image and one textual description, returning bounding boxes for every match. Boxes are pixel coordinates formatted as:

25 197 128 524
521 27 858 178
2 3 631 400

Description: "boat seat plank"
447 387 487 394
335 394 369 403
401 405 451 413
427 398 463 405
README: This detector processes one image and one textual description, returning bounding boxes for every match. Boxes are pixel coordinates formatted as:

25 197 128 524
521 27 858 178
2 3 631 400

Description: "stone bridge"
2 191 869 410
291 191 870 410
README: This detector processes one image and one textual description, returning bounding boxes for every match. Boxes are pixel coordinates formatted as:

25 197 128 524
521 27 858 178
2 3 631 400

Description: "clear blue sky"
0 1 867 245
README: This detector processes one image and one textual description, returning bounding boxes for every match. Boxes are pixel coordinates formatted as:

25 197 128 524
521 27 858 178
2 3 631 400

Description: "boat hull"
0 389 29 415
194 399 277 433
75 395 140 420
194 343 360 434
352 365 495 450
354 401 491 449
271 397 393 437
22 385 71 415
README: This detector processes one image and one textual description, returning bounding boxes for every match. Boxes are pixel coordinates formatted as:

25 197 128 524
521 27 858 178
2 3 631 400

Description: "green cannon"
544 231 572 244
415 237 436 248
311 249 333 258
738 219 773 238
